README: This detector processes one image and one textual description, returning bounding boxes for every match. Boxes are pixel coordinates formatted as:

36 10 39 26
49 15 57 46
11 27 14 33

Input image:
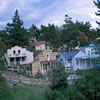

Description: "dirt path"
2 71 32 81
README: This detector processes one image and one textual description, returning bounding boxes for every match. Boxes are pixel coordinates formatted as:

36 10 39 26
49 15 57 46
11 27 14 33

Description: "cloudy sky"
0 0 100 29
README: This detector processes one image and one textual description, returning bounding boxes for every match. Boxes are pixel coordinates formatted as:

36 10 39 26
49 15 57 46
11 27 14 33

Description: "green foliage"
0 60 7 71
45 89 67 100
34 72 44 79
94 0 100 26
29 24 40 41
6 9 29 47
75 68 100 100
0 42 7 58
52 48 58 52
48 65 68 90
0 75 14 100
39 24 60 47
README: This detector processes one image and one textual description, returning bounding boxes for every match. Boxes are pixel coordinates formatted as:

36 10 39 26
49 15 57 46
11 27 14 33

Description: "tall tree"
62 15 80 51
29 24 40 42
40 24 59 47
6 9 29 47
94 0 100 27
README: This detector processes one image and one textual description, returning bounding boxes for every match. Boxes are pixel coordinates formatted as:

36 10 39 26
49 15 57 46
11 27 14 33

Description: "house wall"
40 50 56 61
32 61 41 75
35 44 45 50
59 55 66 66
5 46 34 65
85 47 95 56
72 51 88 71
32 50 57 75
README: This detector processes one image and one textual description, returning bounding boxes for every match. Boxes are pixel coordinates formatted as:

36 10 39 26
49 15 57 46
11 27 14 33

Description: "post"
19 75 22 83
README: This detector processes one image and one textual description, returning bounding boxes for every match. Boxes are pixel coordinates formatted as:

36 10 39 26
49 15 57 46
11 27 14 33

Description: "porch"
75 56 97 70
9 56 26 65
40 60 58 74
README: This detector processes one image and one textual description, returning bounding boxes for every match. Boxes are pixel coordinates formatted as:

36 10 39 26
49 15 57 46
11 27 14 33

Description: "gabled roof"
62 50 79 59
32 52 43 63
34 41 46 46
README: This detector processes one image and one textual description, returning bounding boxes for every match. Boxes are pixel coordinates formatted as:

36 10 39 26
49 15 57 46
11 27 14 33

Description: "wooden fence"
4 76 49 85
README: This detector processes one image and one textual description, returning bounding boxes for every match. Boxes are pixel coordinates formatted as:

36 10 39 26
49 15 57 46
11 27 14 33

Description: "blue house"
59 44 99 72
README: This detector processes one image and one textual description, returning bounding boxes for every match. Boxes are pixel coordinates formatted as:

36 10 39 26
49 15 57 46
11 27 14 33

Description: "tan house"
31 49 58 75
34 41 46 51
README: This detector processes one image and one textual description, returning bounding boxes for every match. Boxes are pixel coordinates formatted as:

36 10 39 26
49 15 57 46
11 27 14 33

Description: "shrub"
53 48 58 52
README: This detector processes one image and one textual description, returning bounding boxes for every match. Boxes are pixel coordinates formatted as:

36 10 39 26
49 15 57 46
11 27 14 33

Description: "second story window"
46 55 50 60
88 51 90 56
18 50 20 54
13 50 16 55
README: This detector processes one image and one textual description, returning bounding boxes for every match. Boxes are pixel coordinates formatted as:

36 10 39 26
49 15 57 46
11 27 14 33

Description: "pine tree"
6 9 29 47
94 0 100 26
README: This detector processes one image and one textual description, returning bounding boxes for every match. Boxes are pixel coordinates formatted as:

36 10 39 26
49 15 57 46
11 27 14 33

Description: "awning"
40 60 58 63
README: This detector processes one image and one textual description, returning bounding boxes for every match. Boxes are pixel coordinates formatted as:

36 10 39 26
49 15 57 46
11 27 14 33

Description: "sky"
0 0 100 29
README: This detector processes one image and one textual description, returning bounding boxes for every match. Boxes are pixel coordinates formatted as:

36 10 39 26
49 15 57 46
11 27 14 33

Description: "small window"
43 64 47 70
46 55 50 60
83 59 85 64
18 50 20 54
22 57 25 61
13 50 16 55
88 51 90 56
76 59 78 65
60 59 63 62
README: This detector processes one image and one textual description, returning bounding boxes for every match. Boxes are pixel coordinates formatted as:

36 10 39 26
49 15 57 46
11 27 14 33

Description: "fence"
4 76 49 85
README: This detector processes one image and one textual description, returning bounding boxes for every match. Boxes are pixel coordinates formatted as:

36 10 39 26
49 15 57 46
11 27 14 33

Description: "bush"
0 60 7 71
34 72 44 79
48 65 68 90
53 48 58 52
45 89 67 100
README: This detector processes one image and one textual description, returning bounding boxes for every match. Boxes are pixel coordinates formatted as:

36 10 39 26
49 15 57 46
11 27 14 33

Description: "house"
80 44 95 55
59 44 98 72
31 49 58 75
5 46 34 66
34 41 46 51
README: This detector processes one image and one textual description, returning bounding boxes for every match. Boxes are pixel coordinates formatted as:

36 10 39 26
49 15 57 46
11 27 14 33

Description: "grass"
0 60 7 71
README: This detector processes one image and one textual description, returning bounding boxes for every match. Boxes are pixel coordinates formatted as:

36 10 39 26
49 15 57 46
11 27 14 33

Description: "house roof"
62 50 79 59
34 41 46 46
32 52 43 63
40 60 58 63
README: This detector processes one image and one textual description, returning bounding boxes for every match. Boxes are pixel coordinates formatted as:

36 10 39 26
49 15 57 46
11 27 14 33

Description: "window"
51 63 54 68
76 59 78 65
13 50 16 55
60 59 63 62
18 50 20 54
43 64 47 70
88 51 90 56
22 57 25 61
46 55 50 60
68 59 72 63
10 58 14 62
83 59 85 65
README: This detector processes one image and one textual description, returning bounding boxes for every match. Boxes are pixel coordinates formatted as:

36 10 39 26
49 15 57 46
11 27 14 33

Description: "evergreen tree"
6 9 29 47
94 0 100 26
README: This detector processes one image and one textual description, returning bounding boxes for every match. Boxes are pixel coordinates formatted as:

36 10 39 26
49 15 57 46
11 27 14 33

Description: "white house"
5 46 34 66
59 44 98 72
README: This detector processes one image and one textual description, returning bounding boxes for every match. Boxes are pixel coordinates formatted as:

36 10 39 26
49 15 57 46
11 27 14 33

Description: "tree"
75 68 100 100
48 65 68 90
39 24 60 47
6 9 29 47
94 0 100 27
29 24 40 42
62 15 80 51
